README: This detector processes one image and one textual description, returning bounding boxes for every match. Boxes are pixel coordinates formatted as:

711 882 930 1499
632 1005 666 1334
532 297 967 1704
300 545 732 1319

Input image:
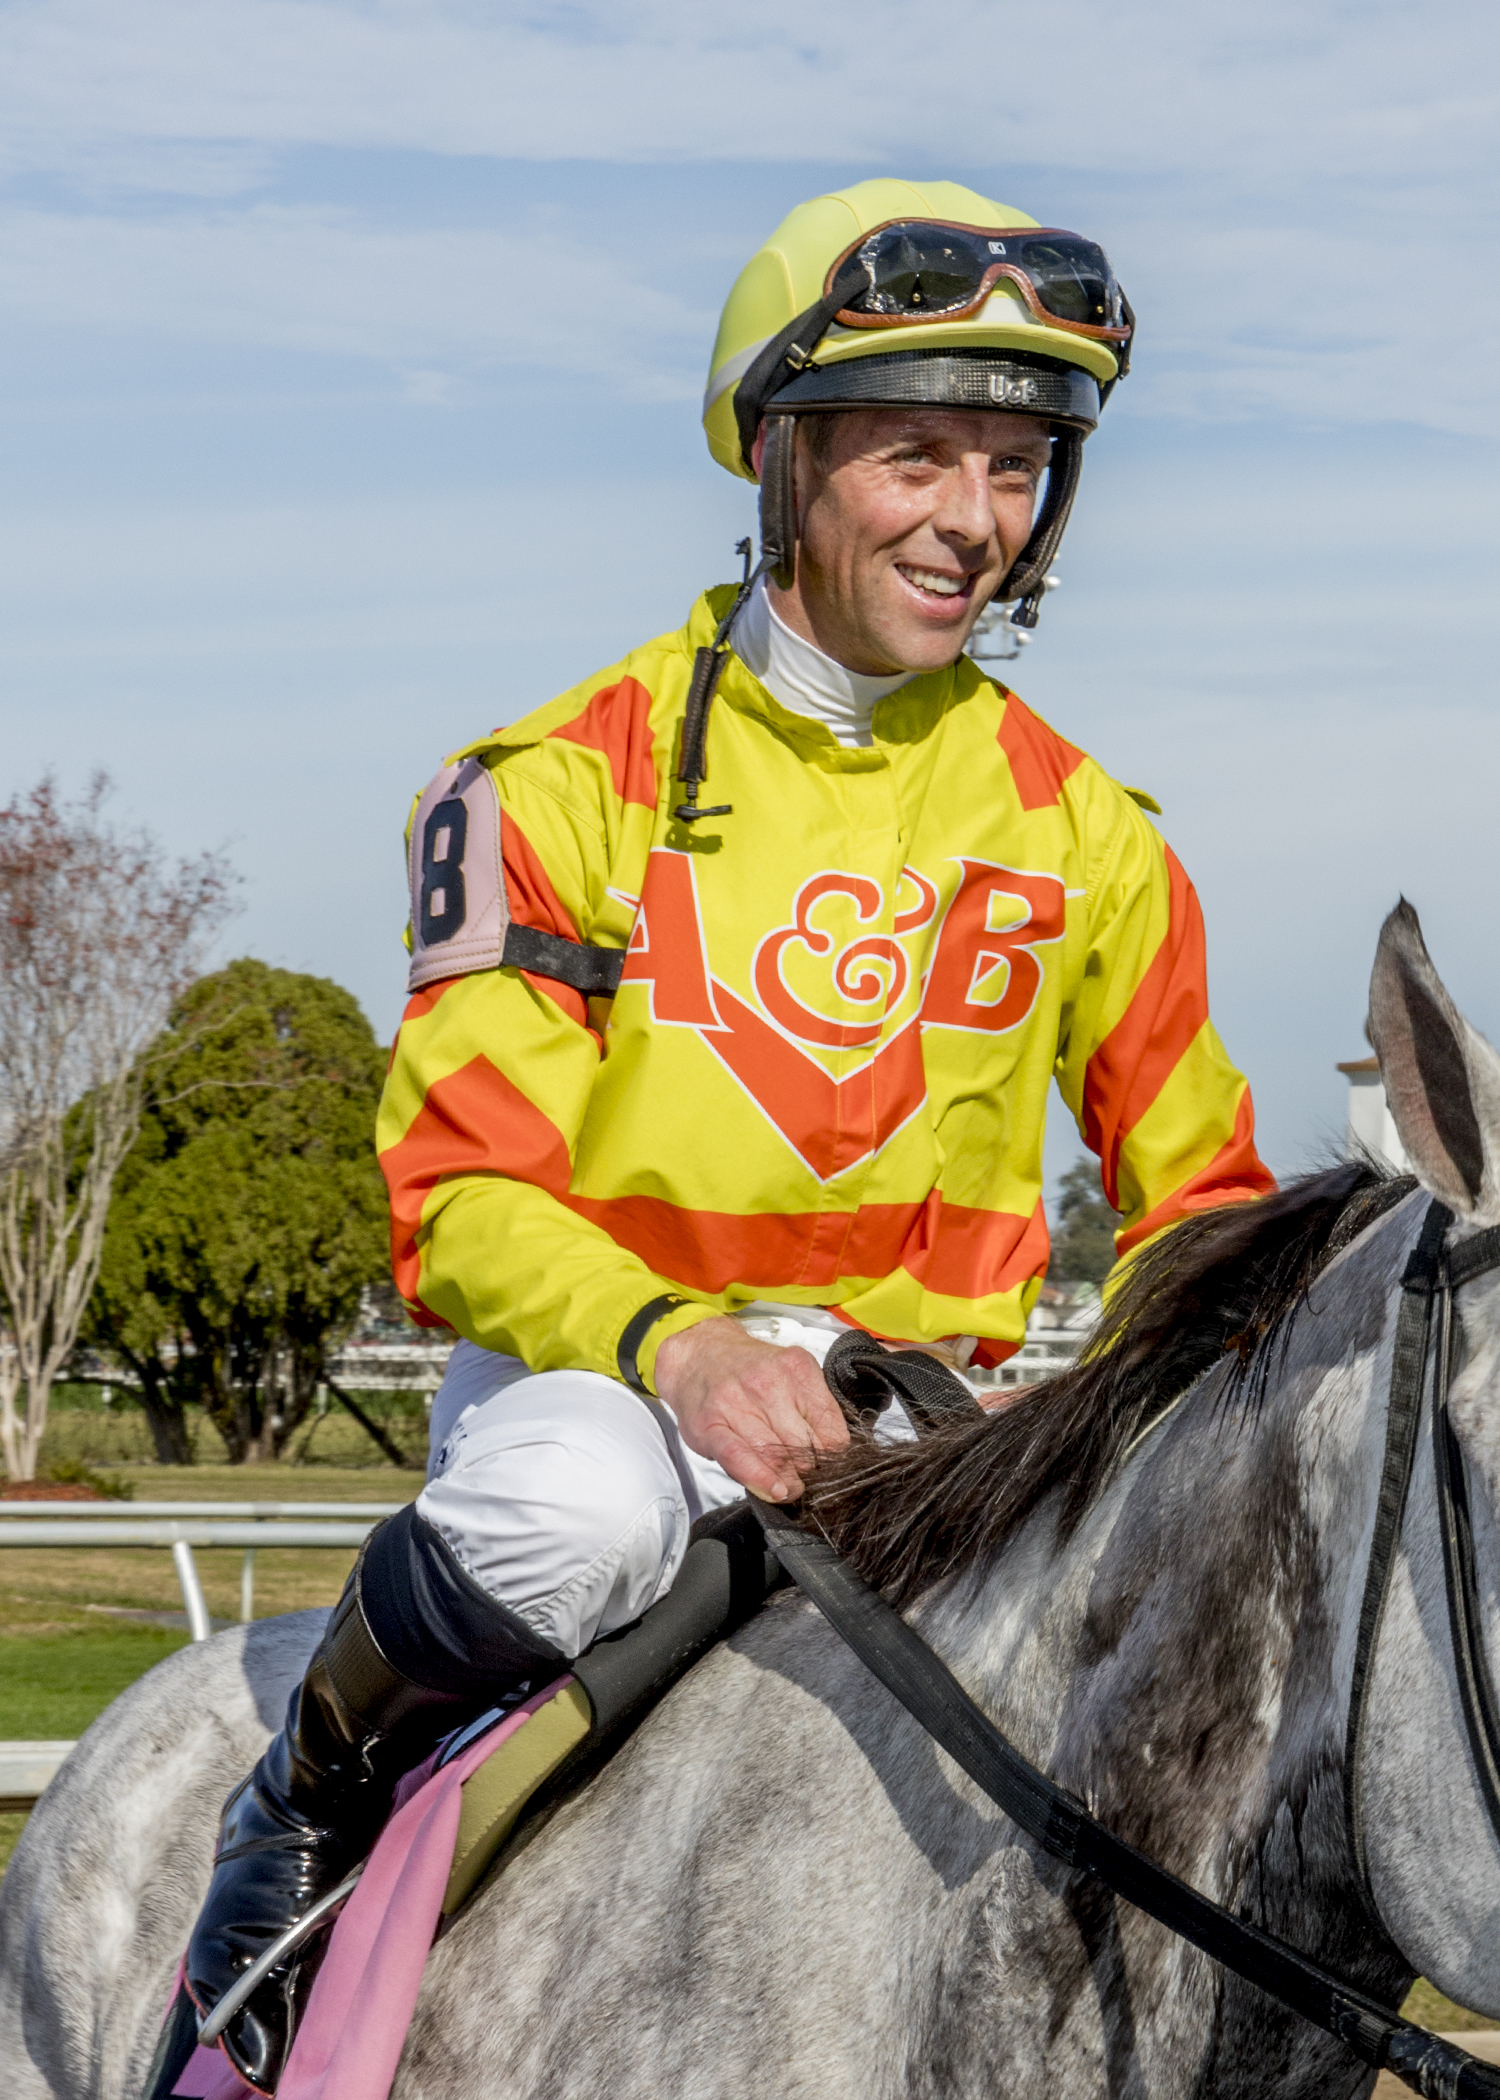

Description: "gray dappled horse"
5 899 1500 2099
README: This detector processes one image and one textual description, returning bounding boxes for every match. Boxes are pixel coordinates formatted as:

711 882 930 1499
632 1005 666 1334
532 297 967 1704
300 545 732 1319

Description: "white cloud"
0 0 1492 188
0 202 711 384
0 0 1493 1167
0 189 1489 435
0 2 1491 428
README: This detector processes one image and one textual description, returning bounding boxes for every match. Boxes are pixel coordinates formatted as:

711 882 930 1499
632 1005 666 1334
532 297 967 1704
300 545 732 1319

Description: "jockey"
184 177 1273 2089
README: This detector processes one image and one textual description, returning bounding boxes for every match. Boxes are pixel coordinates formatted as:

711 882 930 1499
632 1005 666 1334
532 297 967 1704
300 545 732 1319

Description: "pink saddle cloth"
170 1679 570 2100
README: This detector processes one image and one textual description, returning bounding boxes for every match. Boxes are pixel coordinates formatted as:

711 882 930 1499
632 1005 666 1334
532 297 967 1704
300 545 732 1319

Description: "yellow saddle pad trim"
441 1680 593 1917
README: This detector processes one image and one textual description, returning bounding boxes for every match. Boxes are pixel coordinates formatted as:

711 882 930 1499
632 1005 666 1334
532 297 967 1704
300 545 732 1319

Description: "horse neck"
921 1196 1420 2016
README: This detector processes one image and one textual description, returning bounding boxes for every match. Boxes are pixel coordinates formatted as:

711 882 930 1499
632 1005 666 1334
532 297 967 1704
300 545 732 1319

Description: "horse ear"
1368 899 1500 1221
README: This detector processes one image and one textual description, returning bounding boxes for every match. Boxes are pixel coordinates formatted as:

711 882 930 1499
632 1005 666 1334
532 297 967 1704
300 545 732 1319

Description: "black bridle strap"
1344 1197 1452 1907
1434 1242 1500 1843
1443 1225 1500 1291
1345 1202 1500 1928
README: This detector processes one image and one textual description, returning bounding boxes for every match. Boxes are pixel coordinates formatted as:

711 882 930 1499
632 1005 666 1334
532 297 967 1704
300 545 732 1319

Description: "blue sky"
0 0 1497 1186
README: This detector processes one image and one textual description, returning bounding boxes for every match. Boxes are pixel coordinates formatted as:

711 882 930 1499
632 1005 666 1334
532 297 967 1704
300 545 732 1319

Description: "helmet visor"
830 220 1130 346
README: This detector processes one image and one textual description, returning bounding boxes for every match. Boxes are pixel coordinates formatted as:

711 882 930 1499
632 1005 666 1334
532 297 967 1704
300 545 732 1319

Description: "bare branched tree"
0 775 236 1481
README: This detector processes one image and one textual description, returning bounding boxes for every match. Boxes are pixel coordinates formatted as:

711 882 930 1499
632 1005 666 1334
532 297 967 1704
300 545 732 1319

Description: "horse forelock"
800 1162 1418 1606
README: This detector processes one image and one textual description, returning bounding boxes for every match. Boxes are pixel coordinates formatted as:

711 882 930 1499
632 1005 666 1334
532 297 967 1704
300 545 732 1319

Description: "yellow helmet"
699 178 1132 625
704 178 1128 480
673 181 1134 824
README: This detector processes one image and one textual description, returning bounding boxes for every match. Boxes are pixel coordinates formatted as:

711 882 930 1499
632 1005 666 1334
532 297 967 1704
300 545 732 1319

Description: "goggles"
826 219 1132 354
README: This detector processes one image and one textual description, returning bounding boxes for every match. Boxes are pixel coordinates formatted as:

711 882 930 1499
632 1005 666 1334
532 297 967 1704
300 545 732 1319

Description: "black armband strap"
617 1293 693 1395
501 924 626 997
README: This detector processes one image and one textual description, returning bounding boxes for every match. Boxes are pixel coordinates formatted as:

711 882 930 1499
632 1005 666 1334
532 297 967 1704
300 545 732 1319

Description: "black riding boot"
185 1507 565 2095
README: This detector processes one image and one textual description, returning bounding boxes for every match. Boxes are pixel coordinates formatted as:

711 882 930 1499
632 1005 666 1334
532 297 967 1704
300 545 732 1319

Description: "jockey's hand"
653 1316 849 1502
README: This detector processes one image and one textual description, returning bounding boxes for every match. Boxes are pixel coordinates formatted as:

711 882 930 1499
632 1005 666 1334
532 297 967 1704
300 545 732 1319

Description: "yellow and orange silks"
377 587 1272 1394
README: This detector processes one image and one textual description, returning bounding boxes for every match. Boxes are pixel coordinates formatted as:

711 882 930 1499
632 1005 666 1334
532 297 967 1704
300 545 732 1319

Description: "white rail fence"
0 1742 74 1811
0 1503 406 1640
0 1504 411 1809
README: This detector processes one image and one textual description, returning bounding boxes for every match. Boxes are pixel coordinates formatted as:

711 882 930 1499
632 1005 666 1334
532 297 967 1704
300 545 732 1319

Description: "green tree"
83 960 390 1464
1048 1158 1122 1285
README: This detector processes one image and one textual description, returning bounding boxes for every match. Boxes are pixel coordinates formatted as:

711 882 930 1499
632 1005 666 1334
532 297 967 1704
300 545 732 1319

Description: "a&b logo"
618 852 1068 1178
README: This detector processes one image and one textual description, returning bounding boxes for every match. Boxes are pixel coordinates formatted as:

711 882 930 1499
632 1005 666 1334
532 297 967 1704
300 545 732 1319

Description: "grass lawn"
0 1460 418 1636
0 1624 188 1736
0 1626 191 1876
1401 1978 1494 2033
0 1461 419 1878
0 1462 419 1627
32 1384 430 1474
0 1813 25 1874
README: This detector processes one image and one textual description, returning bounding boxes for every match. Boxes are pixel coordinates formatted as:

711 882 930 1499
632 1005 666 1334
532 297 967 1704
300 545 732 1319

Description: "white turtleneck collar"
733 578 913 749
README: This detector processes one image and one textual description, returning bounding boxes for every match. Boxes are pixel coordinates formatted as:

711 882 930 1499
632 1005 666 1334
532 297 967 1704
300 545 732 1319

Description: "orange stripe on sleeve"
502 813 589 1027
1115 1086 1274 1254
400 979 458 1027
1082 848 1209 1208
550 675 659 810
380 1056 573 1312
996 691 1085 811
502 815 579 942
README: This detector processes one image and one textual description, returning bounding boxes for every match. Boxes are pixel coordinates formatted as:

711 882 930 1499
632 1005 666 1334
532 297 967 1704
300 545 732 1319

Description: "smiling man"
184 178 1273 2090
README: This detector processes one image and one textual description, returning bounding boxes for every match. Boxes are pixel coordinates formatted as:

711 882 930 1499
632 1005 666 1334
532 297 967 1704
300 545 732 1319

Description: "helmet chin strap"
758 413 798 593
999 424 1082 627
672 415 797 827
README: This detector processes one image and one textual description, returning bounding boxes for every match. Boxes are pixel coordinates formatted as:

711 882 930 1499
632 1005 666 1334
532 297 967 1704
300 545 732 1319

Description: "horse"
5 897 1500 2099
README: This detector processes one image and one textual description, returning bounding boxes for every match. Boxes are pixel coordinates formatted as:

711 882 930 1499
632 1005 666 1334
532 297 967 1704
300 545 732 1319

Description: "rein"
773 1237 1500 2100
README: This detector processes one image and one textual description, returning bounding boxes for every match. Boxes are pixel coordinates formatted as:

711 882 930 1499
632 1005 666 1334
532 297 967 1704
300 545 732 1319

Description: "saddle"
440 1495 785 1915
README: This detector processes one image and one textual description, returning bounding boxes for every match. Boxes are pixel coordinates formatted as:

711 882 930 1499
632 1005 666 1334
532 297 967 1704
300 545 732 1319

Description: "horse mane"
801 1162 1415 1607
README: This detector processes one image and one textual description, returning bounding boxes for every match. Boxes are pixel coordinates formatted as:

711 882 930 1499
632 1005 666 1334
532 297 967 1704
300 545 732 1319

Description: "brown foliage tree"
0 775 235 1480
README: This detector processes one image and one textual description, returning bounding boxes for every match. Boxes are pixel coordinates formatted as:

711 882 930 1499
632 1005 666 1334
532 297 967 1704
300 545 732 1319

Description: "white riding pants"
416 1307 915 1659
